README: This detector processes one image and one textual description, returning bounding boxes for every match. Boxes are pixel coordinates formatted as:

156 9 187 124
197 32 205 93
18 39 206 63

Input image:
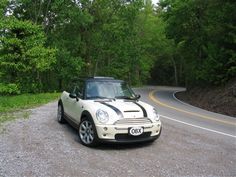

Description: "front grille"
115 132 151 141
114 117 152 125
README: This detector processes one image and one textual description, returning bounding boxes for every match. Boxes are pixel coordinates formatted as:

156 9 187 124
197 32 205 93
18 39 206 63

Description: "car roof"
77 76 124 82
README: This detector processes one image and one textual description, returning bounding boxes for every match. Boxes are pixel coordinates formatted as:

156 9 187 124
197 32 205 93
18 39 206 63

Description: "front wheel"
78 118 98 147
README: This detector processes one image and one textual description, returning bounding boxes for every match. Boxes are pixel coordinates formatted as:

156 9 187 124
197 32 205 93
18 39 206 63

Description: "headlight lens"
96 109 109 123
153 108 160 121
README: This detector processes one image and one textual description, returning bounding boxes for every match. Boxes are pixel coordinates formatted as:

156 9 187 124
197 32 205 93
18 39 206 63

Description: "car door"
61 91 71 116
66 81 84 124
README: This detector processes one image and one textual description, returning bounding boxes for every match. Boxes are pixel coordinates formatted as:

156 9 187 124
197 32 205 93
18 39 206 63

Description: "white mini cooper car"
57 77 162 146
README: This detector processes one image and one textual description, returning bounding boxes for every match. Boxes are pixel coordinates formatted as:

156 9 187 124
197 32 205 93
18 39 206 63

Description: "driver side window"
73 86 81 97
71 81 84 99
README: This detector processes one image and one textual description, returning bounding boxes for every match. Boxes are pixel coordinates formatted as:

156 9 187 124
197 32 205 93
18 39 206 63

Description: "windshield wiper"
88 96 109 99
115 96 136 100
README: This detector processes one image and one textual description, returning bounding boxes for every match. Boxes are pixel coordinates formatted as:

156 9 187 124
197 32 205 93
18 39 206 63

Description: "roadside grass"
0 93 60 124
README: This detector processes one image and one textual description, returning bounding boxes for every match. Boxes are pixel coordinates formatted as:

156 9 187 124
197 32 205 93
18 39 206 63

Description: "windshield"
86 81 136 100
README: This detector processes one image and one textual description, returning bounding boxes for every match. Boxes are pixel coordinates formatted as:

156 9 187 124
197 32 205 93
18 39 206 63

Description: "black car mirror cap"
69 93 79 101
135 94 141 99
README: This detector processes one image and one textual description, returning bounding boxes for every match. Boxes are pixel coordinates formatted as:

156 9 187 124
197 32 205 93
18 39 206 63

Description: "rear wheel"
78 117 98 147
57 103 66 123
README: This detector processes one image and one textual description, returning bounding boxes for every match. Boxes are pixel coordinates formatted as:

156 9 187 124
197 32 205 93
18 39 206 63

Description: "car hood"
94 100 152 119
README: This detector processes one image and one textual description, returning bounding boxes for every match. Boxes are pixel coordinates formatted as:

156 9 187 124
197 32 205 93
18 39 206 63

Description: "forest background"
0 0 235 95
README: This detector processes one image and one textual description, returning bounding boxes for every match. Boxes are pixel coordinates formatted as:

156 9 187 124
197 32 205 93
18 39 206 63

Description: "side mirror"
135 94 141 99
69 93 78 101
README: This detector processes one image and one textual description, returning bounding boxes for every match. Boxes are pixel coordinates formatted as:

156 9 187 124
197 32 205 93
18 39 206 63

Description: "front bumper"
95 120 162 143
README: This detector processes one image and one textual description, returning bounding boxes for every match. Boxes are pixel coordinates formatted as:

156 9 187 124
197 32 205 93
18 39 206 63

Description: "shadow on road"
94 141 154 150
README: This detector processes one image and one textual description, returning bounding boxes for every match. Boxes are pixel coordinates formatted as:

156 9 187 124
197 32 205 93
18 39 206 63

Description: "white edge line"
172 90 204 110
160 114 236 138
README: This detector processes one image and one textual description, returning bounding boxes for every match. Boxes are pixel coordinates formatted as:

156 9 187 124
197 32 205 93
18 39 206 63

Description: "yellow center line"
149 90 236 126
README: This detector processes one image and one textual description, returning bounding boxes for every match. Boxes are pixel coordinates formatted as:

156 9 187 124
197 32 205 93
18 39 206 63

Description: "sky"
152 0 159 5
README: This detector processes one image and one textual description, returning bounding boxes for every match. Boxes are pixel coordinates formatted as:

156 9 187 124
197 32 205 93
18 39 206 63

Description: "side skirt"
64 113 79 129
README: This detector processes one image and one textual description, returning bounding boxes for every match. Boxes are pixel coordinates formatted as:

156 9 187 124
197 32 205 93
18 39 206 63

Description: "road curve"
136 86 236 138
0 86 235 177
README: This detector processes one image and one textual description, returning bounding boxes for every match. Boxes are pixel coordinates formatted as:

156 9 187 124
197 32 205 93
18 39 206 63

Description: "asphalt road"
0 86 235 177
137 86 236 138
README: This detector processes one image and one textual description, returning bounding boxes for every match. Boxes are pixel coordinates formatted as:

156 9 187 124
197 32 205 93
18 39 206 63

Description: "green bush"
0 83 21 95
0 92 59 113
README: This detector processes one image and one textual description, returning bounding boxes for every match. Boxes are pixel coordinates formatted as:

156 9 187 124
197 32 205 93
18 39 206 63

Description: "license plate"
129 127 144 136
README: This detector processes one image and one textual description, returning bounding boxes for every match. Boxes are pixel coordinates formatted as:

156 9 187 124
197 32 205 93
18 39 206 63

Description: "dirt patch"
176 80 236 117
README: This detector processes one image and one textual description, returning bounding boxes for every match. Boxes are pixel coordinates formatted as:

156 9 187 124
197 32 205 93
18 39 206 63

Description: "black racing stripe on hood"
100 102 123 118
133 102 147 117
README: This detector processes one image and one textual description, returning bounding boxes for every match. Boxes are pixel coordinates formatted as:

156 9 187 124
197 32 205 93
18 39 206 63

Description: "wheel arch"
80 110 93 121
58 99 62 106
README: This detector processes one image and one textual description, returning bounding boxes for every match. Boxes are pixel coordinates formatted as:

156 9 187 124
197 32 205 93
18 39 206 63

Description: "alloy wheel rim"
79 120 94 144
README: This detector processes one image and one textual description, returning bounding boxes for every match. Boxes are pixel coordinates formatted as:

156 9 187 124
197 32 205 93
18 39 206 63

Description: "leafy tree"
9 0 92 89
0 10 56 93
159 0 236 86
1 0 235 95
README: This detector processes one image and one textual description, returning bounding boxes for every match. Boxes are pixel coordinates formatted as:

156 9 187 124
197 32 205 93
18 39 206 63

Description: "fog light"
103 134 106 137
103 127 108 131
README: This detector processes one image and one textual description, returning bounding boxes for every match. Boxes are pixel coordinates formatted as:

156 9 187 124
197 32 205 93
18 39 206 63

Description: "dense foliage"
158 0 236 86
0 0 235 94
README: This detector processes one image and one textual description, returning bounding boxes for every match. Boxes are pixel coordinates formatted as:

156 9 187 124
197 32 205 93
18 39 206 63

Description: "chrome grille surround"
114 117 153 125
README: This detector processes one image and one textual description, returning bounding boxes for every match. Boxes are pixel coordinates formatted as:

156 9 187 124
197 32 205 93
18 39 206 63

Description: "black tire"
78 117 98 147
57 103 66 124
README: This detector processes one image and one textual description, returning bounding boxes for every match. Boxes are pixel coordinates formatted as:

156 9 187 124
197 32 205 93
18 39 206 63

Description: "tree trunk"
58 78 62 91
37 71 42 92
171 56 178 86
93 60 98 76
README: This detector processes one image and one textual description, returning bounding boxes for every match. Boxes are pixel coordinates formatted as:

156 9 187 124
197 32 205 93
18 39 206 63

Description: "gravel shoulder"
0 97 235 177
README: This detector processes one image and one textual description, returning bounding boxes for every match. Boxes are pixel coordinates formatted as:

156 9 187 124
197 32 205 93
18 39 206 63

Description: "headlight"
96 109 109 123
153 108 160 121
